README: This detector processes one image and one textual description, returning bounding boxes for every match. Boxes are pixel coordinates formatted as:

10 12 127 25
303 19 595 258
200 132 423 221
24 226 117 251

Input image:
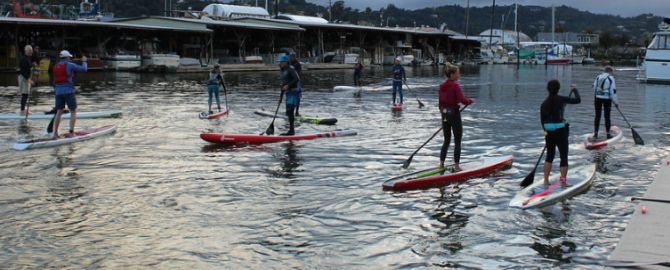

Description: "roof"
202 4 269 19
236 17 455 36
116 16 303 32
0 16 212 33
276 14 328 24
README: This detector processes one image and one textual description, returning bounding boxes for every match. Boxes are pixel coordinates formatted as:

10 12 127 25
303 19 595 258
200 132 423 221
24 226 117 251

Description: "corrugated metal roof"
237 17 455 36
0 17 212 33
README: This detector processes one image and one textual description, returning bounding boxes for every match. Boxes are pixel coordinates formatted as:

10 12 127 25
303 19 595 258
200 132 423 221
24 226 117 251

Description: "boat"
74 55 104 70
103 52 141 71
584 126 623 150
13 124 117 151
640 18 670 83
199 110 229 120
509 164 596 209
333 86 360 91
0 110 122 120
382 155 514 191
254 111 337 125
244 55 263 64
141 53 180 72
200 129 357 145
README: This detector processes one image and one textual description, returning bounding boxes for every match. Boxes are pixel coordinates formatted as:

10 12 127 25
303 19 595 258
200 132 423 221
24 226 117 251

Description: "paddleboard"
254 111 337 125
509 164 596 209
13 124 117 151
199 110 229 119
200 129 357 145
0 110 122 120
382 155 514 191
390 103 404 111
584 126 623 150
333 86 360 91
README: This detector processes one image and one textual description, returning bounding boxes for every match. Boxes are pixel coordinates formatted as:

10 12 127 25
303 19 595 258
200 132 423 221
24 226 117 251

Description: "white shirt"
592 72 617 104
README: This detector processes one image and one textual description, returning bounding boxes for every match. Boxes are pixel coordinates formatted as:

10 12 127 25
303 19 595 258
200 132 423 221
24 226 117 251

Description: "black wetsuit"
280 65 300 134
540 89 581 167
19 55 32 111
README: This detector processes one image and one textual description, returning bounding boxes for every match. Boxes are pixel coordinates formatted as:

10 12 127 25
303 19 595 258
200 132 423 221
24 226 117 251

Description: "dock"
609 161 670 267
177 63 354 73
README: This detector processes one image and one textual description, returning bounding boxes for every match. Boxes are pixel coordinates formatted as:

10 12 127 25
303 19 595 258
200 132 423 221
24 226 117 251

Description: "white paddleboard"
13 125 117 150
509 164 596 209
0 110 122 120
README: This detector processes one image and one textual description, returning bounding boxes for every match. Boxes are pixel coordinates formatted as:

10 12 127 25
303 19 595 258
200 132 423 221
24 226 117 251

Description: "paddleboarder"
592 66 618 139
289 53 303 116
540 80 581 188
18 45 33 115
353 61 363 87
391 57 406 104
50 50 87 139
438 64 473 172
206 65 223 114
279 55 300 136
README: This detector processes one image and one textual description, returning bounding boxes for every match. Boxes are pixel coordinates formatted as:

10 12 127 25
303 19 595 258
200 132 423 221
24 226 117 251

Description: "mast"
489 0 496 47
516 1 520 68
551 5 555 45
465 0 470 38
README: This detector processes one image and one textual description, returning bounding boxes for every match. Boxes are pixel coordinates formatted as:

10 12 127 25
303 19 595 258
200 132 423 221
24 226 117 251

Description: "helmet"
278 55 289 63
395 57 401 62
59 50 73 58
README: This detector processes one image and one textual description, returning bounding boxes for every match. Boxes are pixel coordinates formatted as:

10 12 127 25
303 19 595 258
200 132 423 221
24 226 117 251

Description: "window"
649 35 670 50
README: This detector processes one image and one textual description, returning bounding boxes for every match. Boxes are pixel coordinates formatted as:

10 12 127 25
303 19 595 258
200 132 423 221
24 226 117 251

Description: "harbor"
1 0 670 269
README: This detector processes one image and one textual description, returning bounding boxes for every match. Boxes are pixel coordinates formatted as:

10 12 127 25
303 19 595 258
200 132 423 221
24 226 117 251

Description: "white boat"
641 18 670 83
0 110 122 120
13 125 117 151
141 53 180 72
343 53 359 64
244 55 263 64
103 53 141 71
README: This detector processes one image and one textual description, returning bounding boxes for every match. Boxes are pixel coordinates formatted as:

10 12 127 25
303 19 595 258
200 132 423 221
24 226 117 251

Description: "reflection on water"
0 65 669 268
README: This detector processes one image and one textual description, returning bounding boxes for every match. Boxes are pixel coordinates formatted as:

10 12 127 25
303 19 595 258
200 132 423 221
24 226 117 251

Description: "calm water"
0 65 669 268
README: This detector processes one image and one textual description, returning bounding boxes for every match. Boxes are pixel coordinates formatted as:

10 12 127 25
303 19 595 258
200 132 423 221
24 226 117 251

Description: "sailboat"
546 5 571 64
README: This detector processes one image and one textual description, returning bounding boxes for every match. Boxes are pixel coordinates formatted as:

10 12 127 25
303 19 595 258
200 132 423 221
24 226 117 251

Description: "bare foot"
453 165 463 172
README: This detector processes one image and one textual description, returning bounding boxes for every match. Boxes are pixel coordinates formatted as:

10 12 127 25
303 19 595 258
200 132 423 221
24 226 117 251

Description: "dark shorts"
55 93 77 110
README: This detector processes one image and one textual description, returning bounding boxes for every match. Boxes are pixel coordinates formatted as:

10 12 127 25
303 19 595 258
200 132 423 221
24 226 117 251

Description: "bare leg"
559 166 568 188
52 110 63 138
543 162 552 186
69 109 77 134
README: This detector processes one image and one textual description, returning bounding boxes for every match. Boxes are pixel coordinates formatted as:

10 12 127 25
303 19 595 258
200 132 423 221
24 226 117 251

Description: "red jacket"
439 80 473 110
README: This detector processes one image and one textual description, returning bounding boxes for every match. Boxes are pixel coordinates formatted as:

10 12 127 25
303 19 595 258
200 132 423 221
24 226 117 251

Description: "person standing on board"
279 55 300 136
391 57 406 104
206 64 223 114
592 66 618 139
18 45 33 115
353 61 364 87
540 80 581 188
51 50 87 138
438 64 473 172
289 53 303 116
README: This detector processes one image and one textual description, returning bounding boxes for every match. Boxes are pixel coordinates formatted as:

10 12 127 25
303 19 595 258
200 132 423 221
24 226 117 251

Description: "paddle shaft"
615 106 644 145
220 78 229 111
631 197 670 204
264 90 284 135
615 106 633 128
403 81 425 108
402 105 468 168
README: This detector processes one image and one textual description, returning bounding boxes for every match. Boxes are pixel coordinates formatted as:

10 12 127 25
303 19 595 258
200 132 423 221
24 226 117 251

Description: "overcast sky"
307 0 668 18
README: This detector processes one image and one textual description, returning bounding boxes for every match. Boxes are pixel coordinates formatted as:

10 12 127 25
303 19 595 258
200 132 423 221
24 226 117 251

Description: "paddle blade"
417 99 425 108
631 128 644 145
317 118 338 125
402 156 414 169
520 168 536 187
265 124 274 135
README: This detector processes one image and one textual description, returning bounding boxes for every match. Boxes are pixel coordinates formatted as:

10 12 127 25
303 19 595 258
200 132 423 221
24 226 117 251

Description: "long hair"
545 79 561 112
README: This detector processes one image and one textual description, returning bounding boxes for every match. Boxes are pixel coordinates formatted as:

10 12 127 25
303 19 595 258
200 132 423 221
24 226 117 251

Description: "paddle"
262 91 284 135
631 197 670 204
220 77 229 111
615 106 644 145
403 81 425 108
520 146 546 187
402 105 468 169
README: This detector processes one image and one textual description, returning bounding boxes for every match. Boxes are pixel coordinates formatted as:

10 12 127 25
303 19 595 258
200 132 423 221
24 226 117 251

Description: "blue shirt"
54 60 87 95
392 64 405 81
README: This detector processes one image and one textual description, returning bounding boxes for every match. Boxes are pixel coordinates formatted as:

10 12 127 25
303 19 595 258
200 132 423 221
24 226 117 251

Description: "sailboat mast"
465 0 470 38
489 0 496 47
551 5 555 45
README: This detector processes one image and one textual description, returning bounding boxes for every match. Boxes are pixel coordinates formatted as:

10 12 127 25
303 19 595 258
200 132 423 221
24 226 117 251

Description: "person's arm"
401 66 406 81
567 84 581 104
69 59 88 73
610 78 618 106
454 84 473 105
20 58 31 79
540 103 547 131
285 68 299 89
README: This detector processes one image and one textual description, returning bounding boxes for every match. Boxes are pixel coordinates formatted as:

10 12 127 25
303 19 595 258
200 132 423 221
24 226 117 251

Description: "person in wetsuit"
279 55 300 136
540 80 581 187
353 61 363 87
391 57 406 104
438 64 474 172
592 66 618 139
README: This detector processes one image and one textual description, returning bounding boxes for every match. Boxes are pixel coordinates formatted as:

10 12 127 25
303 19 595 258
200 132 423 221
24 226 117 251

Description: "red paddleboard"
390 103 403 111
200 130 357 145
584 126 623 150
199 110 229 119
382 156 513 191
